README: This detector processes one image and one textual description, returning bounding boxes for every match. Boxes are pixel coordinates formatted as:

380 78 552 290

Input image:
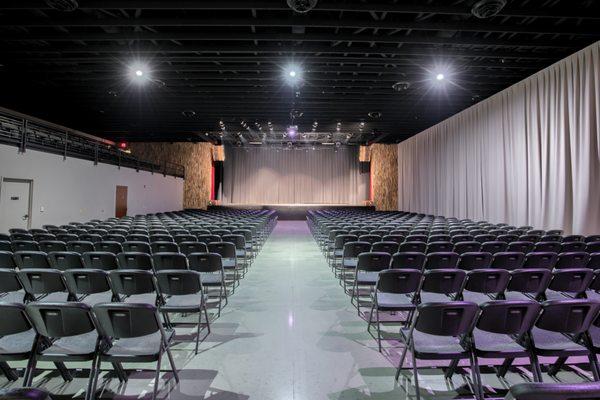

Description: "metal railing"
0 106 185 178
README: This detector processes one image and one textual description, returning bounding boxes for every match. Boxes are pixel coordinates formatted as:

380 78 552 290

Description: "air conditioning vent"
286 0 318 13
471 0 506 19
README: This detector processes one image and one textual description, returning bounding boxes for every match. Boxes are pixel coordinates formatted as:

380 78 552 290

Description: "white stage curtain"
223 146 369 204
397 41 600 234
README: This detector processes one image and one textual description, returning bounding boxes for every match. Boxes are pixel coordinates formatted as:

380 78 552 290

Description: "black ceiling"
0 0 598 145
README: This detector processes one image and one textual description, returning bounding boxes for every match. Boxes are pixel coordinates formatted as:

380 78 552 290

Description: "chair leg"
588 353 600 381
395 337 410 381
0 361 19 381
23 355 37 386
445 359 459 379
164 344 179 383
84 357 98 400
152 349 163 400
89 358 101 400
497 357 514 377
367 301 375 332
530 353 543 382
375 308 382 352
548 357 567 376
469 351 484 400
55 361 73 381
410 344 421 400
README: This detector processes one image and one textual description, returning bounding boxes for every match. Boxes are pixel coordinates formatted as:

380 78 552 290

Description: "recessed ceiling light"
436 73 445 81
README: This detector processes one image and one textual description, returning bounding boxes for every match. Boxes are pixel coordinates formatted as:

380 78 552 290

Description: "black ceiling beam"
1 42 562 60
1 0 598 19
2 55 547 69
0 31 586 49
1 16 597 36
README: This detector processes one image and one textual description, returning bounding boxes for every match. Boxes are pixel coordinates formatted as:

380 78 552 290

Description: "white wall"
0 144 184 231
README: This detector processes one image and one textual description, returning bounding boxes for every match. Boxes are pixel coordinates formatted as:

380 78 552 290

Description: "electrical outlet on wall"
40 206 45 212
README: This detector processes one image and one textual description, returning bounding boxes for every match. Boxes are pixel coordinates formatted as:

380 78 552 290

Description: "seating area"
0 209 276 399
308 209 600 400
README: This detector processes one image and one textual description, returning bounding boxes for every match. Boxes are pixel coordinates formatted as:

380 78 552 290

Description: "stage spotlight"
129 62 150 83
286 125 298 137
284 65 302 85
436 73 445 81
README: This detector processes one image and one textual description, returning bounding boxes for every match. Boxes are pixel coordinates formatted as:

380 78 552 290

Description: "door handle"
22 214 29 220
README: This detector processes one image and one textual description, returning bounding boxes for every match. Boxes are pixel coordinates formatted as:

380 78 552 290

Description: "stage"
207 204 375 220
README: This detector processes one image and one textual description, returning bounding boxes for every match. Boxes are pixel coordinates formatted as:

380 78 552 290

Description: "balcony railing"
0 107 185 178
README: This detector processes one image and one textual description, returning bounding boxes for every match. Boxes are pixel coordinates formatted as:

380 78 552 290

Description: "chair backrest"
104 234 126 243
475 234 496 244
358 235 382 245
371 241 400 255
399 241 427 253
491 252 525 270
0 251 16 269
414 301 479 336
93 303 162 339
404 234 427 243
10 233 34 241
0 241 11 252
47 251 84 270
64 268 112 295
506 269 552 298
207 242 236 258
13 251 51 269
382 235 404 244
109 270 157 296
586 235 600 243
423 252 459 270
95 241 123 254
535 299 600 334
332 234 359 250
150 241 179 253
429 234 451 243
156 270 202 296
0 303 32 337
11 241 40 252
481 241 508 254
522 252 557 270
116 252 154 270
197 234 222 244
507 241 535 253
507 381 600 400
83 251 119 270
121 241 152 254
0 269 24 296
589 253 600 270
421 269 466 295
497 234 519 243
563 235 585 242
342 241 371 258
560 242 587 253
426 241 454 254
555 252 590 269
17 269 68 297
26 302 97 339
125 234 150 243
356 252 392 272
476 300 541 335
451 234 474 244
66 241 95 254
38 241 67 253
534 241 562 253
453 241 481 254
173 234 198 244
188 252 223 273
178 242 208 256
152 252 188 271
377 269 421 294
463 269 510 295
548 269 594 296
457 252 492 271
586 242 600 253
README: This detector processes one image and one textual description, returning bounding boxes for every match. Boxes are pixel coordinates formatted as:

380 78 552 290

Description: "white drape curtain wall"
397 41 600 235
223 146 369 204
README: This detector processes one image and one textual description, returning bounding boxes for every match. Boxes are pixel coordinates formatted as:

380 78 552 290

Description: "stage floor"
207 203 375 220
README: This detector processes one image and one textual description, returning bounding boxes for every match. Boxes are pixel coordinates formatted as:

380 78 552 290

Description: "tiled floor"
2 221 590 399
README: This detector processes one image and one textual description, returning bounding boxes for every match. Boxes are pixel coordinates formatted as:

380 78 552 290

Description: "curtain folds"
397 41 600 235
223 146 369 205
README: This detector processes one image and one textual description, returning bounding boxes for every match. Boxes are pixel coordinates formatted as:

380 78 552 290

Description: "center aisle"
186 220 404 400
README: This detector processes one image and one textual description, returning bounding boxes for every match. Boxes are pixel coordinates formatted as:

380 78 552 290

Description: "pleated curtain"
397 41 600 235
223 146 369 204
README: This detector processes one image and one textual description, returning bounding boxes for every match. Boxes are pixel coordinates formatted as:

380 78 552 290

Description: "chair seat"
0 291 26 303
419 292 452 303
0 329 35 356
461 291 494 304
123 293 157 305
374 292 414 310
200 273 224 285
404 328 468 359
342 258 358 268
35 292 70 303
222 258 236 269
333 249 344 257
161 294 205 311
503 292 535 301
356 271 379 284
531 327 589 355
105 332 162 360
235 249 246 257
473 328 529 358
41 331 98 359
79 291 113 306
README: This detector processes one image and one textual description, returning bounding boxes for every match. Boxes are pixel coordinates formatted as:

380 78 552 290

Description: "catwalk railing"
0 107 185 178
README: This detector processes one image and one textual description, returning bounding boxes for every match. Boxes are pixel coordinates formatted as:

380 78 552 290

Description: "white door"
0 179 32 233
